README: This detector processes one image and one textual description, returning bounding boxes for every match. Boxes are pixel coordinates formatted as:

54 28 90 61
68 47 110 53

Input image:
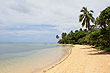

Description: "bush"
57 6 110 51
78 37 87 45
68 40 75 44
85 30 101 46
105 47 110 51
96 46 104 50
96 46 110 51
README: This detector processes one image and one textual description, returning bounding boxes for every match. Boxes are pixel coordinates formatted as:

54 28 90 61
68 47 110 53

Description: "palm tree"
79 7 95 30
56 35 59 39
61 32 67 39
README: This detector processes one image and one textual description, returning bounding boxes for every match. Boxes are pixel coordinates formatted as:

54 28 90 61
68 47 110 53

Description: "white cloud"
0 0 110 42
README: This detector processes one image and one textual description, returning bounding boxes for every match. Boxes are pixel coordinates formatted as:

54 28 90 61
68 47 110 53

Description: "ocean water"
0 43 71 73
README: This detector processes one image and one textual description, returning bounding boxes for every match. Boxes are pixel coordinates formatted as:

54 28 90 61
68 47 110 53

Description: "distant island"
56 7 110 51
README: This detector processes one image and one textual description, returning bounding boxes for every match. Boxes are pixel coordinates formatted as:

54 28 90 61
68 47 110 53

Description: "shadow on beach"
88 51 110 55
80 46 94 49
80 45 110 55
88 49 110 55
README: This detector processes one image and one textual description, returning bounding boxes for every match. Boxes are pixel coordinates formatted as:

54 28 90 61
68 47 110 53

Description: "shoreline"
39 45 110 73
38 44 73 73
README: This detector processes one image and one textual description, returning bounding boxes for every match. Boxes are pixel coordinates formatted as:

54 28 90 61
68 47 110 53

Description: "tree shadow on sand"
80 46 95 49
80 46 110 55
88 50 110 55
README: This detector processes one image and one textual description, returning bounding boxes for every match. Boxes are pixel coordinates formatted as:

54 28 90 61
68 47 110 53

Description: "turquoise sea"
0 43 70 73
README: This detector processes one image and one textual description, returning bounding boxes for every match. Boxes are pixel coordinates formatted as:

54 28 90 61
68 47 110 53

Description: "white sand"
39 45 110 73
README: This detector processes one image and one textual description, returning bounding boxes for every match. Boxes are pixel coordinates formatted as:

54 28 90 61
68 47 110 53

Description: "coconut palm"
79 7 95 30
61 32 67 39
56 35 59 39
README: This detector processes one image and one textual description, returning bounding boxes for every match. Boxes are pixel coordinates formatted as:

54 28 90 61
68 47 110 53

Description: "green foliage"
67 40 75 44
61 32 67 39
96 46 104 50
96 7 110 29
75 30 78 32
96 46 110 51
79 7 95 30
84 29 88 32
78 37 87 45
74 30 87 42
58 29 88 45
56 6 110 51
56 35 59 39
95 7 110 47
105 47 110 51
85 30 101 46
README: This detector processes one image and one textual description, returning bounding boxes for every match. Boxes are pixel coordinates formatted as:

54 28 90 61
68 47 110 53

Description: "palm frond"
82 18 86 27
79 7 95 30
87 19 90 29
82 7 87 11
90 17 95 23
79 14 84 22
89 13 95 23
90 10 94 13
80 9 84 12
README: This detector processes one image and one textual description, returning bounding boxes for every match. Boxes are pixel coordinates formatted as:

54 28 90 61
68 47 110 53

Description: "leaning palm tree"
79 7 95 30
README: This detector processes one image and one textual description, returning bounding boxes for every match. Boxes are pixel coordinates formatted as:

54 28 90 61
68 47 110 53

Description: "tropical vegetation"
79 7 95 30
56 6 110 51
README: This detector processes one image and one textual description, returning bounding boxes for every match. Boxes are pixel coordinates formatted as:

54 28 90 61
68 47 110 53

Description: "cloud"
0 0 110 42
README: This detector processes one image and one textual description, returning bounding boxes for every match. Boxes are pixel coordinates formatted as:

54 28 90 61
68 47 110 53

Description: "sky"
0 0 110 43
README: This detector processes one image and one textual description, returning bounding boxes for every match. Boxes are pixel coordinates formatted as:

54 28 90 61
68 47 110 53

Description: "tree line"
56 7 110 51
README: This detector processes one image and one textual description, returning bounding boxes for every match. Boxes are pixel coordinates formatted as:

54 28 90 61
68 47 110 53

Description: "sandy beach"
39 45 110 73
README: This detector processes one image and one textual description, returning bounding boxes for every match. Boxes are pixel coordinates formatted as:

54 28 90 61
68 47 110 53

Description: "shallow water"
0 43 70 73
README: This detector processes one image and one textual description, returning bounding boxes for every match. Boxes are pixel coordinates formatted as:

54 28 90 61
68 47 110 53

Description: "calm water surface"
0 43 71 73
